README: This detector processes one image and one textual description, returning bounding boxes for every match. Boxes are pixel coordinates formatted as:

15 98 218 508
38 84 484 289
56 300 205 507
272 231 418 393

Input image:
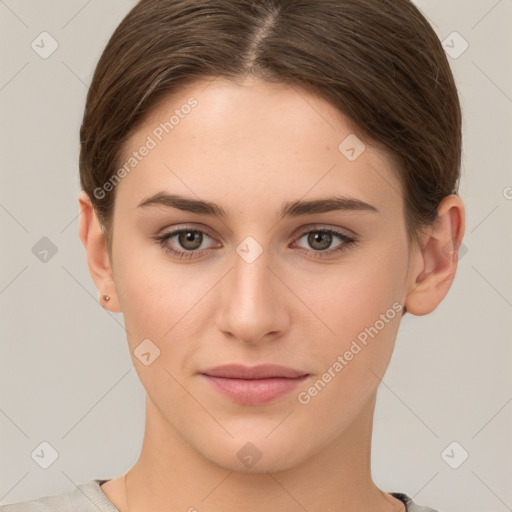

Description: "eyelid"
157 222 216 238
157 222 356 244
291 222 357 239
155 222 358 262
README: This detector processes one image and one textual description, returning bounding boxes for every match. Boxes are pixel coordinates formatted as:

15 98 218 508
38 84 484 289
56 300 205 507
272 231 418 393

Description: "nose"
215 244 290 345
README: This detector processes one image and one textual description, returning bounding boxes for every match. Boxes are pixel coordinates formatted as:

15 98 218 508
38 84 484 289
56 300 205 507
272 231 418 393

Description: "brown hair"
79 0 462 254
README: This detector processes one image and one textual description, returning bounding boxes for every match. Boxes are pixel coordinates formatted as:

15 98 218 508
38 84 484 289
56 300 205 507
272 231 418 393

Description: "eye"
153 225 358 260
154 226 220 260
291 227 357 259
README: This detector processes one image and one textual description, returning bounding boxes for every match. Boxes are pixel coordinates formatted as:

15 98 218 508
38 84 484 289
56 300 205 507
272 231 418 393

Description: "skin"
79 76 465 512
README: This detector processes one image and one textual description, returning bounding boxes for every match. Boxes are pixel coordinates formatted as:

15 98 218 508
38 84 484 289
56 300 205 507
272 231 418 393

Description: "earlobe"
404 194 466 316
78 191 122 312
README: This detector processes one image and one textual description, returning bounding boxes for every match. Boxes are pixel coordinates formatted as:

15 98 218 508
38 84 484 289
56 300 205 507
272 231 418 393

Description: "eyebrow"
137 192 379 219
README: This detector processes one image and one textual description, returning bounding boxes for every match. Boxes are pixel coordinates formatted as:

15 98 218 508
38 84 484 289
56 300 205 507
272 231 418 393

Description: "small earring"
103 295 111 302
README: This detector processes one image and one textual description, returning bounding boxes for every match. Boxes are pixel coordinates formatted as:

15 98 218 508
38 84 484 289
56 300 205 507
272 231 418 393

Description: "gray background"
1 1 511 510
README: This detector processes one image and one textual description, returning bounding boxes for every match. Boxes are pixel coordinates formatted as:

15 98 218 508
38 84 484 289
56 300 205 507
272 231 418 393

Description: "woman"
1 0 465 511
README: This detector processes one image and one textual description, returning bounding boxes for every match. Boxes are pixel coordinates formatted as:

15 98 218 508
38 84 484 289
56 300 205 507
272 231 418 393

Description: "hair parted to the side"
79 0 462 257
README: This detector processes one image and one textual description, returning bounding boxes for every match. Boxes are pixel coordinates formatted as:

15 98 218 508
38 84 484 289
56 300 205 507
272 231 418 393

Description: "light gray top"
0 479 440 511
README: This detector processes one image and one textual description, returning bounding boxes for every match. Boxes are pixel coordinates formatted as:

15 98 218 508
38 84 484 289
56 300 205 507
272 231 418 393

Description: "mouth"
200 364 310 405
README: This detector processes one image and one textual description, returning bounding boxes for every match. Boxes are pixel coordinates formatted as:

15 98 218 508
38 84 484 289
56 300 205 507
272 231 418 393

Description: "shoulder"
390 492 441 512
0 480 118 512
0 492 72 512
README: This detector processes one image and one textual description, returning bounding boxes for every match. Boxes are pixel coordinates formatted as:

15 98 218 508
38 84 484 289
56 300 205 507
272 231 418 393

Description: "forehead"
115 77 403 218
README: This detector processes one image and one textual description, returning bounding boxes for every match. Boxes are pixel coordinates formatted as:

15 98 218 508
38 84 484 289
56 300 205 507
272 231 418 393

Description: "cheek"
294 277 403 418
112 233 172 338
112 236 215 361
303 257 403 337
295 247 405 377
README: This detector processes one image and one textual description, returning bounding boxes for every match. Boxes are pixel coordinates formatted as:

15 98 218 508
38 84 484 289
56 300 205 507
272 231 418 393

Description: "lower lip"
202 374 309 405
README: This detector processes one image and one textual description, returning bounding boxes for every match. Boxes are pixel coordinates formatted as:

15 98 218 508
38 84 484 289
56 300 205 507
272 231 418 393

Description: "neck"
122 392 404 512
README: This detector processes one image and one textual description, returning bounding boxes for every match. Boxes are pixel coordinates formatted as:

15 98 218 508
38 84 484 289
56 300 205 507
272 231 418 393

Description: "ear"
404 194 466 316
78 191 122 312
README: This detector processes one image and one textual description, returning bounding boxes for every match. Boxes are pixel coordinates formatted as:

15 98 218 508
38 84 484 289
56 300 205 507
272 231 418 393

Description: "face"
107 76 414 472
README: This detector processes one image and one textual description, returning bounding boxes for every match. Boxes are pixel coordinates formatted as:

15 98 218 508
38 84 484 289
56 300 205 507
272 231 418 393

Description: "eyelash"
153 225 358 260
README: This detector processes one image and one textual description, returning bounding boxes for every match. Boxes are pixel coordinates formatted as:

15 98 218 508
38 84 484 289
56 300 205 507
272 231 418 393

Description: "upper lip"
201 364 308 379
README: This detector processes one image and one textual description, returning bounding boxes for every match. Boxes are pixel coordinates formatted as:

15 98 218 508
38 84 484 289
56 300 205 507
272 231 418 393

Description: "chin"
190 430 315 474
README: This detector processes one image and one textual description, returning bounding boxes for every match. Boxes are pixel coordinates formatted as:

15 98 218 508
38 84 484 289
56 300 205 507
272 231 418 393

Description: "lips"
200 364 310 405
202 364 307 379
